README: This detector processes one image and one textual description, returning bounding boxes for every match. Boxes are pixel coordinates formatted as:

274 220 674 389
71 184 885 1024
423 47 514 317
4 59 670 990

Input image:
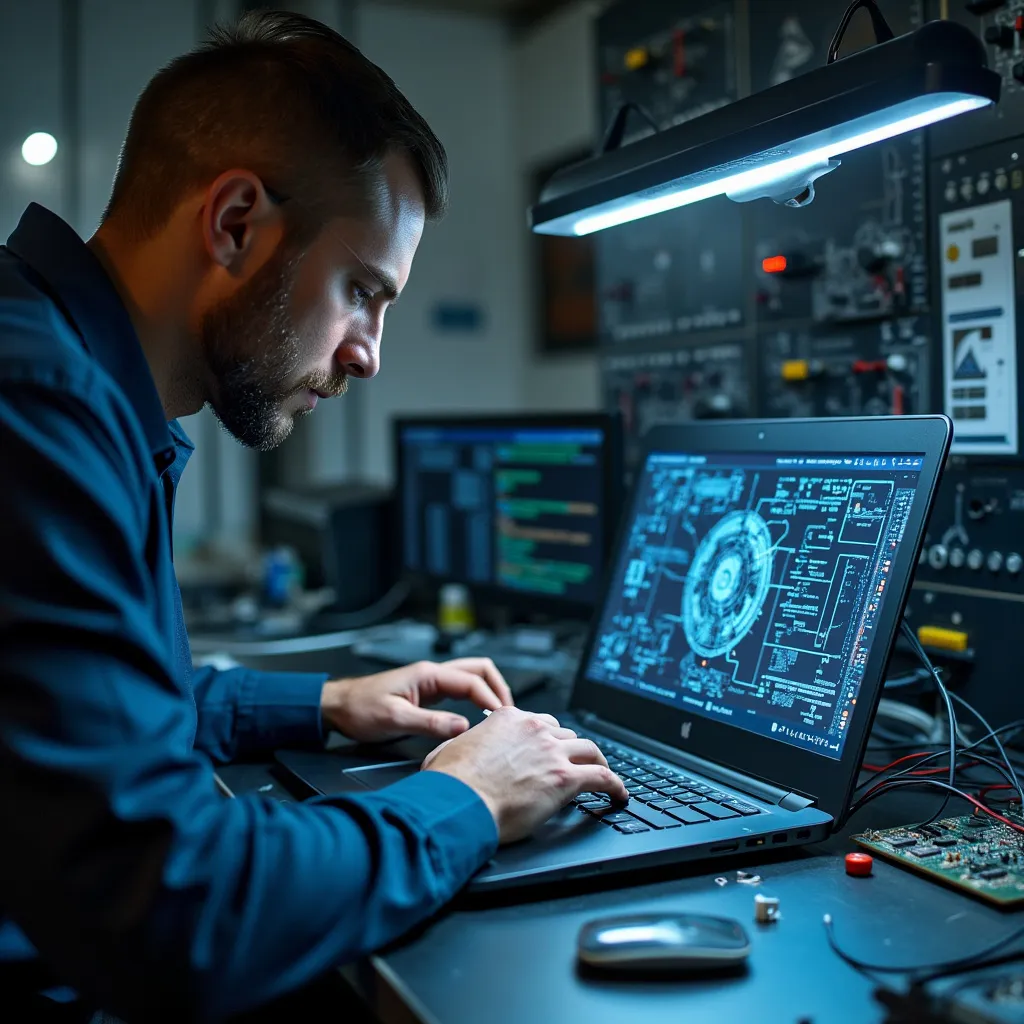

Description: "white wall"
0 0 64 239
513 0 602 413
344 2 529 484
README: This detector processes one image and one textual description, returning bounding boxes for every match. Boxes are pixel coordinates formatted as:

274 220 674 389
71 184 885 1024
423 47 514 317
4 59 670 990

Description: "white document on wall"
940 198 1018 456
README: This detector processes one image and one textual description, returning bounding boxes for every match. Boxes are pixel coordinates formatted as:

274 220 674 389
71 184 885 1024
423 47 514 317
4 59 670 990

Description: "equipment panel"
929 0 1024 157
907 459 1024 724
603 343 752 468
759 317 931 419
597 0 737 141
594 0 746 348
748 0 928 326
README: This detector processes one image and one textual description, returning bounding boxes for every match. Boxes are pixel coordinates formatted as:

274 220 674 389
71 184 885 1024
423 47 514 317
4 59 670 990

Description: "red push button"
845 852 874 877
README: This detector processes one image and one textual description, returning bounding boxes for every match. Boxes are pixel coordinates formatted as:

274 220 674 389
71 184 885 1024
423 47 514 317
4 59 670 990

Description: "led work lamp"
530 4 999 237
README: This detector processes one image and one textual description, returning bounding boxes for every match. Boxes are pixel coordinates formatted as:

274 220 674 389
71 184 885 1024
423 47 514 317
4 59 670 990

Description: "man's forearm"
191 664 328 762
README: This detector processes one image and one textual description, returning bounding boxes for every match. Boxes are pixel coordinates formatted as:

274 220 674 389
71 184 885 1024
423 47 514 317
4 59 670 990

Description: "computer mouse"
577 912 750 973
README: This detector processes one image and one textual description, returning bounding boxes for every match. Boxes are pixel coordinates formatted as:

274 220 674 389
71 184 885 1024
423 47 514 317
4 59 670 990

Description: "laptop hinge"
577 712 816 811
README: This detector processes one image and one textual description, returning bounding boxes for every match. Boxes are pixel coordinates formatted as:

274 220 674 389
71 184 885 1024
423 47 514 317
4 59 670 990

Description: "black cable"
949 692 1024 809
883 668 933 690
845 775 1023 828
895 622 957 826
824 913 1024 979
855 748 1017 801
826 0 894 64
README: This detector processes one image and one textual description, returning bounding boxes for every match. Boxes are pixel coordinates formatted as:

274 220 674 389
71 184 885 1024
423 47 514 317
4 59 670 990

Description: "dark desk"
217 649 1018 1024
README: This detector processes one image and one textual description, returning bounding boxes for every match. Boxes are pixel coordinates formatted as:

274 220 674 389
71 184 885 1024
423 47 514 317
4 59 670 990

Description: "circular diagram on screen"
682 511 774 659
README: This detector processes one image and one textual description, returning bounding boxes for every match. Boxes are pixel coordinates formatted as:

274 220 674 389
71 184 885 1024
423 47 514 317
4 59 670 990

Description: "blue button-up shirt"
0 205 497 1022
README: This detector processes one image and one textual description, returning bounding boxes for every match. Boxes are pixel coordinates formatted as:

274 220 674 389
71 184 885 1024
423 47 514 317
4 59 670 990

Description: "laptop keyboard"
573 737 763 835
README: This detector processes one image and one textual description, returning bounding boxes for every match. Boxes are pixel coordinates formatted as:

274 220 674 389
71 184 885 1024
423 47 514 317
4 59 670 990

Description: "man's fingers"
550 727 578 741
441 657 514 707
388 700 470 739
562 738 610 769
572 764 629 803
531 712 562 729
420 664 504 711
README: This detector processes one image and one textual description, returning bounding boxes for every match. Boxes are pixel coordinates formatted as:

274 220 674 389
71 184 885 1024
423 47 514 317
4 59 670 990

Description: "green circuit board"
852 812 1024 907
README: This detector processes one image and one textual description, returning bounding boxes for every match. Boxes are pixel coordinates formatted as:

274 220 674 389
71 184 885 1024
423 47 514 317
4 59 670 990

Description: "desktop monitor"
394 413 622 615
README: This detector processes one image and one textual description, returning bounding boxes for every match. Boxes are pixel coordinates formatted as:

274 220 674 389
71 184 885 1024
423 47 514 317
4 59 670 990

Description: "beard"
202 246 348 451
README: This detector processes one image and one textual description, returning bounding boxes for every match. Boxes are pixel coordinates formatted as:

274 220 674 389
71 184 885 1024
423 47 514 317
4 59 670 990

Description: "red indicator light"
762 255 787 274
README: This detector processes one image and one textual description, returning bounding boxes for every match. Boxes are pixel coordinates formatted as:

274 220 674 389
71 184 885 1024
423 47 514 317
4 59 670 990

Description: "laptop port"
796 829 811 839
745 837 766 847
710 842 739 853
772 833 788 844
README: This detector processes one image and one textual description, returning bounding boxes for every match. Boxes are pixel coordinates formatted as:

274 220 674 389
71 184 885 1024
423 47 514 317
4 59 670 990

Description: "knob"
1007 552 1023 574
988 550 1004 573
985 25 1014 48
949 547 966 569
928 544 949 570
967 548 985 571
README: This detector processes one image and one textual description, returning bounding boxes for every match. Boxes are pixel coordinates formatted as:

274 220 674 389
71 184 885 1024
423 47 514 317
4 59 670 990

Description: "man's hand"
320 658 514 744
422 707 629 844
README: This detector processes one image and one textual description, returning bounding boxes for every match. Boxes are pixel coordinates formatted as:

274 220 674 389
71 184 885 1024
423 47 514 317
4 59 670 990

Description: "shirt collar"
6 204 175 468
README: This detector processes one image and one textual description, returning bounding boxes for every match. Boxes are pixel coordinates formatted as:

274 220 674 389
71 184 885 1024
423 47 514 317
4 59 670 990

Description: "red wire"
978 784 1019 803
859 776 1024 834
863 751 933 772
861 753 981 776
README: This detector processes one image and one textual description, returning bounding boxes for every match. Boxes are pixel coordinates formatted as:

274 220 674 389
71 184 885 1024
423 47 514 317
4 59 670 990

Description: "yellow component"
781 359 811 381
1013 169 1024 190
917 625 968 652
625 46 650 71
946 244 960 262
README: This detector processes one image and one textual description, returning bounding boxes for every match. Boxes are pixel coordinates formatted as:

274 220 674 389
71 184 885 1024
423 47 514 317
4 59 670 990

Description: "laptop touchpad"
344 761 421 789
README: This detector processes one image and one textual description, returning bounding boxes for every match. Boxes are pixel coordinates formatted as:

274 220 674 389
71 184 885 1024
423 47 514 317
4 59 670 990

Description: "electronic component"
576 912 751 972
853 812 1024 906
754 894 780 924
845 852 873 876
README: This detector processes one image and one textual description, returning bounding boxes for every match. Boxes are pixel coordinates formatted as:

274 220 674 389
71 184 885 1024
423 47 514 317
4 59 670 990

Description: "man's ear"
201 170 283 273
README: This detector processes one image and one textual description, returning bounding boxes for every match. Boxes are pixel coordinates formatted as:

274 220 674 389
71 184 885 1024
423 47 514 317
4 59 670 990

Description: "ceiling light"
530 15 998 237
21 132 58 167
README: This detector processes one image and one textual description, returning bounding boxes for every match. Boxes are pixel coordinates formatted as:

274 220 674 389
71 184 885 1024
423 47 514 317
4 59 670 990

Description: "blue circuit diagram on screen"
587 453 920 759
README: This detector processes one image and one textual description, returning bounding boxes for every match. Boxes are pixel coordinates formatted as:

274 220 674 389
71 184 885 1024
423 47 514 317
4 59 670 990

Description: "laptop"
277 415 951 892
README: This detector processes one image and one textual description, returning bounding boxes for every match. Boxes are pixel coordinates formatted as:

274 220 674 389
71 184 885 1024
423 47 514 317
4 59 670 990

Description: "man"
0 11 627 1022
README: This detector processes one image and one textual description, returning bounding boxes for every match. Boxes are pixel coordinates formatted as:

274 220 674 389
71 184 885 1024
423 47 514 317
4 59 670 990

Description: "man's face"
203 155 425 450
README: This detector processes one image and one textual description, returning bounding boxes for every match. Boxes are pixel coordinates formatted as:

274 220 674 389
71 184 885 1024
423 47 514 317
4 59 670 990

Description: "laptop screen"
584 449 926 761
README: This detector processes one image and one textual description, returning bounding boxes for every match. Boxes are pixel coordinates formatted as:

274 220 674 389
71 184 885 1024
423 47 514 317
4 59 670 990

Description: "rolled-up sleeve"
0 376 498 1023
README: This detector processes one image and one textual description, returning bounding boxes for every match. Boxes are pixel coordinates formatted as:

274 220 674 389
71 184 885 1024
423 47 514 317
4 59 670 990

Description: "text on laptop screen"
400 426 608 604
585 451 926 760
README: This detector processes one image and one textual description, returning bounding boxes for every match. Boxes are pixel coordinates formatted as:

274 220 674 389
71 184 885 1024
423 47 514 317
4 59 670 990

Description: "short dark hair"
103 9 448 238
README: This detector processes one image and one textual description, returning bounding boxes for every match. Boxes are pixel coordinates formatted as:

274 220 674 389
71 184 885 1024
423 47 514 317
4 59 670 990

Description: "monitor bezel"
569 414 951 823
393 411 623 618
